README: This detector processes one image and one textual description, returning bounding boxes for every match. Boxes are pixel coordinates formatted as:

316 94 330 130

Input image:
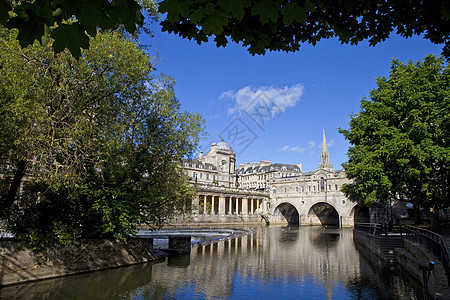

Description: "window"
284 188 287 193
207 174 210 180
308 186 311 192
193 172 196 178
320 177 325 192
296 186 298 192
200 173 203 179
328 185 331 191
185 171 188 176
335 184 338 191
313 186 316 192
213 175 216 181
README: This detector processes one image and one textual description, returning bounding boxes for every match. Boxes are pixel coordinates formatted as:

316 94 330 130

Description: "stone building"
236 160 302 191
183 139 236 188
181 131 363 227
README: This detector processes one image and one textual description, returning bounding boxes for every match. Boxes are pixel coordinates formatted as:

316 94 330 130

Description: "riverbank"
0 228 249 287
0 238 161 287
353 228 450 300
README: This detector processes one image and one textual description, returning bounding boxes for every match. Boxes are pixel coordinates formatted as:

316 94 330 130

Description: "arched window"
320 177 325 192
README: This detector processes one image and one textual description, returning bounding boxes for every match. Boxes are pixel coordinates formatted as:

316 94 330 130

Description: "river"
0 226 420 299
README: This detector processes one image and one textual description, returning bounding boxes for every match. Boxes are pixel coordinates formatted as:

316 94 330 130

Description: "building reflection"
148 226 362 299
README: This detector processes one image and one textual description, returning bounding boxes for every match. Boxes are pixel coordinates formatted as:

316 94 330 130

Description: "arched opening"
352 205 370 224
307 202 339 226
274 203 299 225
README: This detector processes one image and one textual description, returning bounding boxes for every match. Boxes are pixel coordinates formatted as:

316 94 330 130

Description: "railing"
405 225 450 286
354 222 384 236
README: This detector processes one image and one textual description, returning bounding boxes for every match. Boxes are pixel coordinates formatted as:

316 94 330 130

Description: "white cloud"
220 84 304 116
307 141 315 149
277 145 306 154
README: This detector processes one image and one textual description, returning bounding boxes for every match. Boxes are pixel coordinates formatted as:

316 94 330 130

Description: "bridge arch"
273 202 300 225
307 202 339 226
351 204 370 224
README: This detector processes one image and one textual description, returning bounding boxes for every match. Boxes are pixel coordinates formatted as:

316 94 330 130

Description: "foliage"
2 1 450 59
159 0 450 58
339 55 449 214
0 28 205 247
0 0 157 58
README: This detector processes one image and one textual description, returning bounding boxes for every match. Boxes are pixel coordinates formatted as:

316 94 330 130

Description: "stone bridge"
268 189 369 227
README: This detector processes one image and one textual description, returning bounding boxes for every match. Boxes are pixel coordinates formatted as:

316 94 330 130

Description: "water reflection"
0 226 418 299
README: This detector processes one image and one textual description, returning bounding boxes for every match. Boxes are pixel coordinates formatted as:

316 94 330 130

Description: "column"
203 195 207 214
235 197 239 215
242 198 248 215
193 195 200 214
229 197 233 214
219 196 225 215
211 196 215 215
250 198 254 215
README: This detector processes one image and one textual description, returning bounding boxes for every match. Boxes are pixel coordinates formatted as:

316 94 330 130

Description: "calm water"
0 226 420 299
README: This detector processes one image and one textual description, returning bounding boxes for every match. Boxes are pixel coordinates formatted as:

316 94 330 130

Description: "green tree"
1 1 450 59
339 55 449 228
0 28 205 246
0 0 157 58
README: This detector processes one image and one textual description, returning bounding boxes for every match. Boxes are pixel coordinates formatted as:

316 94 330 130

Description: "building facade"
236 160 302 191
268 129 358 226
183 139 236 188
181 130 359 226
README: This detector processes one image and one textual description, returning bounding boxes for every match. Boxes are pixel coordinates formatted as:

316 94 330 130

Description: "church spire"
319 128 332 170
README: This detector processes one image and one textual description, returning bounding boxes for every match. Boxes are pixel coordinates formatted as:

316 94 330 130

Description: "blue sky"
141 25 444 172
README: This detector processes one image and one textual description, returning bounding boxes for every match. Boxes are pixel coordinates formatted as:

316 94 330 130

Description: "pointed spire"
319 128 333 170
322 127 328 153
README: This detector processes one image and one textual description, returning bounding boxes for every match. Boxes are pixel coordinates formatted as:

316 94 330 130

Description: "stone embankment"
0 238 161 287
354 228 450 300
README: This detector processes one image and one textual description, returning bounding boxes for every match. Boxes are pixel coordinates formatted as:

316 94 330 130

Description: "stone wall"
0 238 158 286
395 240 450 300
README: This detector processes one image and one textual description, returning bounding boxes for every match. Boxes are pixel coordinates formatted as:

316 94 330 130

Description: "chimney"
199 151 203 159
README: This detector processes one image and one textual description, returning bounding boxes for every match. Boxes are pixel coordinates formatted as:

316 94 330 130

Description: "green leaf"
51 23 90 59
7 12 43 48
218 0 251 20
158 0 190 22
78 2 111 36
41 23 51 46
201 13 227 35
0 0 11 26
214 34 228 47
251 0 280 24
281 2 306 25
110 0 144 33
190 6 205 23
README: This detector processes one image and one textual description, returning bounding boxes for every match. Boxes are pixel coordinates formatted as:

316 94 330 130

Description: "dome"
217 140 232 151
